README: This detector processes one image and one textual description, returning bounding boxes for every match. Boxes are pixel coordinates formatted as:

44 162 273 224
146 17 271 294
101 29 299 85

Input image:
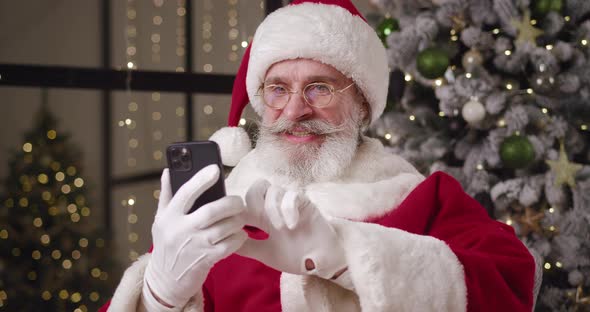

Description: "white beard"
255 114 362 186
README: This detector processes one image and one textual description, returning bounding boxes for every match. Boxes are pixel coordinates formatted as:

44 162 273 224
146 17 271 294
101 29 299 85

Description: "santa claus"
101 0 537 311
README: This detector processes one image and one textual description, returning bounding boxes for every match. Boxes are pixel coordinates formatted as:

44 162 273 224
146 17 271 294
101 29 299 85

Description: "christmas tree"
0 103 117 311
368 0 590 310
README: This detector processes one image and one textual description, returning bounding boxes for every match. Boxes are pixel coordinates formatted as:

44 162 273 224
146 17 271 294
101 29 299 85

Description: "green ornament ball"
416 47 450 79
500 135 536 169
532 0 563 17
377 17 399 46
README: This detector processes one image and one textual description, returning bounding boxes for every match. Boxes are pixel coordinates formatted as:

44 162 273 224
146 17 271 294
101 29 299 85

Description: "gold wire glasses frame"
256 82 355 109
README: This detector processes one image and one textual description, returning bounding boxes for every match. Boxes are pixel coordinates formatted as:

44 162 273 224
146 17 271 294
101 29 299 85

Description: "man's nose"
282 92 313 121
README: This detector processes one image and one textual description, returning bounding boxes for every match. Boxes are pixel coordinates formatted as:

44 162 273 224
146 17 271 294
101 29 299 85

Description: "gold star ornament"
510 10 544 45
517 207 545 236
545 141 583 188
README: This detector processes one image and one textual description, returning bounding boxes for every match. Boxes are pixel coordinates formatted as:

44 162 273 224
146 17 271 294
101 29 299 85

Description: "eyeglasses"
256 82 355 110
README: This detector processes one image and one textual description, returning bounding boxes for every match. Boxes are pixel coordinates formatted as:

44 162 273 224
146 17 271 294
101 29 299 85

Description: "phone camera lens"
180 147 190 162
181 153 190 162
171 159 182 169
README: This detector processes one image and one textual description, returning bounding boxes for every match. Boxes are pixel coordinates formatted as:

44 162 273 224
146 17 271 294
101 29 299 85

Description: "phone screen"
166 141 226 214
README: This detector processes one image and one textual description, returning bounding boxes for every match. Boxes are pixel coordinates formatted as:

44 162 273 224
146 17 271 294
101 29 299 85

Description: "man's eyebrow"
264 75 340 85
306 75 339 83
264 76 285 85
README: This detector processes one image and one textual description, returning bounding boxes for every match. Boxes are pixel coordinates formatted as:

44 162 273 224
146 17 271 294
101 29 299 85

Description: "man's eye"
267 86 288 95
308 84 331 95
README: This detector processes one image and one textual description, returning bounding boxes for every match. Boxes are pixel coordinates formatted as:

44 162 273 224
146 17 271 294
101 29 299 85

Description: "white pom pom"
209 127 252 167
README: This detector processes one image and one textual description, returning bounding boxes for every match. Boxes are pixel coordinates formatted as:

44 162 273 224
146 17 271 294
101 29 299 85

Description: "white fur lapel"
225 137 424 221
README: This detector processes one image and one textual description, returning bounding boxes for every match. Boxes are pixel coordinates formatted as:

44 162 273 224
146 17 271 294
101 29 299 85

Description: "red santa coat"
102 138 535 311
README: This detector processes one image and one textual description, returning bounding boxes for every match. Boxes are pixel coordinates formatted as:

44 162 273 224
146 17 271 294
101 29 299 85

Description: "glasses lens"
304 83 333 107
263 85 289 108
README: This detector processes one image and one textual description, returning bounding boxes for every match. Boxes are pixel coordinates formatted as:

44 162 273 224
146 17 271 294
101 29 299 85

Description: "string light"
582 39 588 46
40 234 50 245
71 292 82 303
581 124 588 131
506 219 513 225
59 290 69 300
544 262 551 270
175 30 186 141
79 238 89 248
52 250 62 259
42 291 52 300
126 0 138 69
465 73 472 79
564 16 571 22
202 0 214 72
404 74 412 81
409 115 416 121
384 133 392 140
74 178 84 187
47 130 57 139
33 218 43 227
38 174 48 184
504 50 512 56
545 44 553 50
23 143 32 152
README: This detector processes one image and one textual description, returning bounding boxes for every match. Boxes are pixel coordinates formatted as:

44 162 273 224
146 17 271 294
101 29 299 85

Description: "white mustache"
259 117 347 135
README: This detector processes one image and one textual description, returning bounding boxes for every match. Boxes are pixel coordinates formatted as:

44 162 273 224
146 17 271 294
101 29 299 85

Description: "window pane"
111 180 159 266
0 1 101 67
192 0 265 74
111 0 186 71
112 91 186 178
0 87 104 222
192 94 258 140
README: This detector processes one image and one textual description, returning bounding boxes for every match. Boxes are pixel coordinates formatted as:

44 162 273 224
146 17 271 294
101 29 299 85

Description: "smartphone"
166 141 226 214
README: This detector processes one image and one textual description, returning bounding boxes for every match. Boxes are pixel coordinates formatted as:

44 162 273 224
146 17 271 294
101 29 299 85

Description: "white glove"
238 180 349 284
143 165 248 310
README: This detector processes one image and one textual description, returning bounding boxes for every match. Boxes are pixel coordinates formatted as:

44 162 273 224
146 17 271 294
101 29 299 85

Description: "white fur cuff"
108 254 203 312
331 219 467 311
109 254 150 312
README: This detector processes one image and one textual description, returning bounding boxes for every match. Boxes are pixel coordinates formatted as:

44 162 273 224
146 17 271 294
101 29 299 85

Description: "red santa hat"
210 0 389 166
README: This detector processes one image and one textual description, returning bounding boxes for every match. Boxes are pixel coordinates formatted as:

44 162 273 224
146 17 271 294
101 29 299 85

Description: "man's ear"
360 100 372 129
354 86 371 128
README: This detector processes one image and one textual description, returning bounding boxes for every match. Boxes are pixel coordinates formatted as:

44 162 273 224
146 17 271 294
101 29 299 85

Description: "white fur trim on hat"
246 2 389 124
209 126 252 167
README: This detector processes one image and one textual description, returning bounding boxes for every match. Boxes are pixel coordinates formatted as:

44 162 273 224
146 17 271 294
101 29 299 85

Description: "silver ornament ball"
462 98 486 125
